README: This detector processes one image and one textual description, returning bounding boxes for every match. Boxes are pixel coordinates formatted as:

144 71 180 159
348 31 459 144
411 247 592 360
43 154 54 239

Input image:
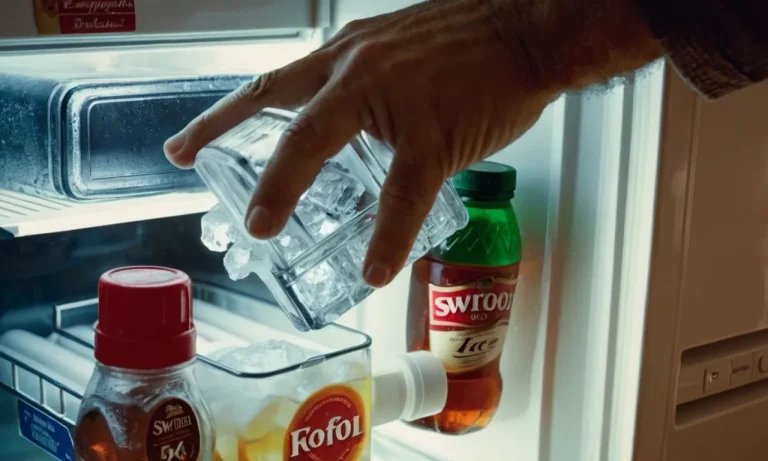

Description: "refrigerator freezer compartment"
0 72 251 201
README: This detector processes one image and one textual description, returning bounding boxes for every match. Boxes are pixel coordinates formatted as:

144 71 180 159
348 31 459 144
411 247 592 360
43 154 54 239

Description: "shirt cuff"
641 0 768 100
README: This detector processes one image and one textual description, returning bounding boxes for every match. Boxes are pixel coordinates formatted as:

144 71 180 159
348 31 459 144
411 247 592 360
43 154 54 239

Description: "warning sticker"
17 399 74 461
34 0 137 35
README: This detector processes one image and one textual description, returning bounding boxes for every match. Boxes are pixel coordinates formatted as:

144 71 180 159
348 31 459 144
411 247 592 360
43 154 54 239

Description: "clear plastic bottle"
74 266 215 461
405 161 522 435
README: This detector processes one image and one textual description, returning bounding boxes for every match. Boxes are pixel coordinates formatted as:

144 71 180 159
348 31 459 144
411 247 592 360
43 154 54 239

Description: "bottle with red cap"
74 266 215 461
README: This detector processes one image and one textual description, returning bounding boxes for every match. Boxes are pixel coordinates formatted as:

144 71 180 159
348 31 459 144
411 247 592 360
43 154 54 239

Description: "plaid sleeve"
639 0 768 99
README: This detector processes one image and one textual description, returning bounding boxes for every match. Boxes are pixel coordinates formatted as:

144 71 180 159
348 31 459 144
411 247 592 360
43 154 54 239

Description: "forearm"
639 0 768 98
487 0 664 93
489 0 768 99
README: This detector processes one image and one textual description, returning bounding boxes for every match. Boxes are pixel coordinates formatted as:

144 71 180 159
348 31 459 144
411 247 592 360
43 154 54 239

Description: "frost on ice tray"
223 240 266 281
201 205 237 252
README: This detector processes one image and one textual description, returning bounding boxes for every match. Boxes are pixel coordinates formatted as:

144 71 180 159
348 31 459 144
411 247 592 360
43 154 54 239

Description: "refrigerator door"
633 67 768 461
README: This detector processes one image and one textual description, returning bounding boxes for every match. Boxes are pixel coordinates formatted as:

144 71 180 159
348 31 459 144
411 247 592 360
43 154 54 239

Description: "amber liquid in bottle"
75 402 147 461
405 161 522 435
74 364 214 461
406 257 519 435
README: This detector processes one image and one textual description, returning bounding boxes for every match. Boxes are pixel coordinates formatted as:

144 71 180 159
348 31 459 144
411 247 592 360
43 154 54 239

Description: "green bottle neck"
430 196 522 267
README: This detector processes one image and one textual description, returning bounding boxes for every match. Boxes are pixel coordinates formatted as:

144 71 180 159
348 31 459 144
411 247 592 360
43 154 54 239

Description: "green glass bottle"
405 161 522 435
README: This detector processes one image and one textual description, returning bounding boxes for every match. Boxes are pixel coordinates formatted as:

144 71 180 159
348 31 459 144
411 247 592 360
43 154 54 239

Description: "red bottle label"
429 276 516 373
145 398 201 461
284 384 367 461
34 0 137 35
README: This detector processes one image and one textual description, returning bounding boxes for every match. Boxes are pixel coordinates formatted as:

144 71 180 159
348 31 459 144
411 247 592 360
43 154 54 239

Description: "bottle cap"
371 351 448 426
451 161 517 201
95 266 196 370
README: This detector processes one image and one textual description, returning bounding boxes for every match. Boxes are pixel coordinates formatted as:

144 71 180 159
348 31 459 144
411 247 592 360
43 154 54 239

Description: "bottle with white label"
74 266 215 460
405 161 522 435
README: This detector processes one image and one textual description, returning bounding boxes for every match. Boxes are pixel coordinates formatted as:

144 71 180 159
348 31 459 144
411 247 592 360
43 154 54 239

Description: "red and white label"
285 385 368 461
34 0 136 35
429 277 516 373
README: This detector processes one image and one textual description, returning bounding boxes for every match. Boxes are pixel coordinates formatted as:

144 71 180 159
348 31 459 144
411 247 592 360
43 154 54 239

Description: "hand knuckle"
338 19 367 37
380 184 432 216
282 115 324 150
242 70 280 101
346 41 385 72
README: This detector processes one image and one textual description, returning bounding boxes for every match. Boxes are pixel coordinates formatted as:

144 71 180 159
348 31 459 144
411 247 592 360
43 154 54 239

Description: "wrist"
487 0 664 93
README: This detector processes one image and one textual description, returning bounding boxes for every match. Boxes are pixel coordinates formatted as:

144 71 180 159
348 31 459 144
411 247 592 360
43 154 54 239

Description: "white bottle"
372 351 449 426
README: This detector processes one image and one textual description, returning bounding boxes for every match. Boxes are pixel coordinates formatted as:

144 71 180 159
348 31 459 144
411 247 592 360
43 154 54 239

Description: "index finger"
164 53 332 168
244 80 366 238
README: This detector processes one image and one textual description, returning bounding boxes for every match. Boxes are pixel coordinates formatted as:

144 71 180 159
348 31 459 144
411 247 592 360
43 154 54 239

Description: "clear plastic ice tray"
194 108 469 331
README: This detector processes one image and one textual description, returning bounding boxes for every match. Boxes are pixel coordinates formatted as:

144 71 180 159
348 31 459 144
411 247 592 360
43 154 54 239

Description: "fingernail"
246 206 273 238
164 132 187 157
364 263 391 288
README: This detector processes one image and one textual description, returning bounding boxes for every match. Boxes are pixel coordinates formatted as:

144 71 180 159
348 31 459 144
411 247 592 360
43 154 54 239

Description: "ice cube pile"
195 339 370 461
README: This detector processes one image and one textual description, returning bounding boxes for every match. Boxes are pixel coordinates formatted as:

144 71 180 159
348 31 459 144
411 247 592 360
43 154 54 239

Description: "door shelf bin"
0 346 83 426
0 284 442 461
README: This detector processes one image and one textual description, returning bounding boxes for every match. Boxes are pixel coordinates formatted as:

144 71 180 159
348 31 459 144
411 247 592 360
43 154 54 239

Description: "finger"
363 135 446 288
244 79 366 238
164 54 331 168
321 1 438 53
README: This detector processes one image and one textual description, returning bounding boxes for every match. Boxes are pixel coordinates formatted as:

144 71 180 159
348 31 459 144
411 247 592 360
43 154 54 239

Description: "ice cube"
238 426 286 461
201 204 238 252
240 397 298 441
216 340 314 373
274 231 311 263
213 433 239 461
295 201 340 240
196 340 318 434
196 365 260 433
289 261 346 314
304 161 367 219
223 238 266 281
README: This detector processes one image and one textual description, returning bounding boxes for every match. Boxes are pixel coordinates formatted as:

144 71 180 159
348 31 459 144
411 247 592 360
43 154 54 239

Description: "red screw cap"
95 266 196 370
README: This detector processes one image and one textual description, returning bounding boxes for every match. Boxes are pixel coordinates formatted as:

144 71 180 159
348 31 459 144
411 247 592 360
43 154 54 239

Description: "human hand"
164 0 659 287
